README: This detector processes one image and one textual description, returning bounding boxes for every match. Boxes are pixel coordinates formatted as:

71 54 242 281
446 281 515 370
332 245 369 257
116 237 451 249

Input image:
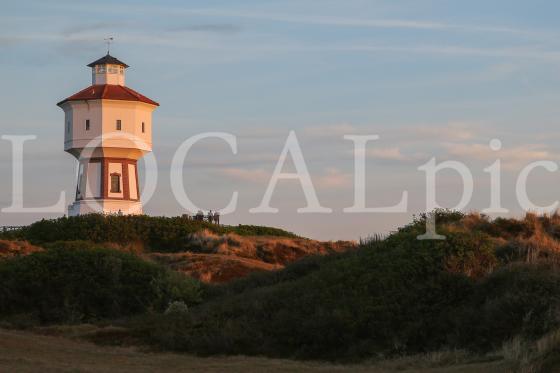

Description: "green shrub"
0 245 201 323
135 212 560 361
222 225 300 238
137 224 492 360
8 209 560 363
205 251 351 300
455 264 560 351
17 215 297 252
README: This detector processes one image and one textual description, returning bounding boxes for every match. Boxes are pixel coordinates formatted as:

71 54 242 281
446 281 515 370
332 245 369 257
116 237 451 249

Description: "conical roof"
87 53 129 68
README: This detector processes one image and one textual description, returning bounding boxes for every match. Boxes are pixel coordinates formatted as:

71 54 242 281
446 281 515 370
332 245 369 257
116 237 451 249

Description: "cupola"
87 53 129 86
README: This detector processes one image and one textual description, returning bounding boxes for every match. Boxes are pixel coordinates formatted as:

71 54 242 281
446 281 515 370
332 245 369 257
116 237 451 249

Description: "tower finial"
104 37 114 54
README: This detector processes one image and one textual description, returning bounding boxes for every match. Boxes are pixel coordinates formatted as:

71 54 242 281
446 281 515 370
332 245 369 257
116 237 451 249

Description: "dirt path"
0 329 513 372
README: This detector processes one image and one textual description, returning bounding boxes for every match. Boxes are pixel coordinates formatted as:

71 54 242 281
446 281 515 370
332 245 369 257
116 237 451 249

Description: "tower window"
110 173 121 193
142 122 145 133
85 119 90 131
116 119 122 131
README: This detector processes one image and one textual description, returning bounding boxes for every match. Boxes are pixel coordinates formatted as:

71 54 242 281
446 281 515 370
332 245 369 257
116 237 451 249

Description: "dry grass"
499 329 560 373
0 240 42 259
0 231 356 284
0 328 514 373
149 252 281 283
148 230 356 283
446 212 560 265
184 229 355 263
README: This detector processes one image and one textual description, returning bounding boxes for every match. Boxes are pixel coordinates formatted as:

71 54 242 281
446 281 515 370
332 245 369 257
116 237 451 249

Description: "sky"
1 0 560 240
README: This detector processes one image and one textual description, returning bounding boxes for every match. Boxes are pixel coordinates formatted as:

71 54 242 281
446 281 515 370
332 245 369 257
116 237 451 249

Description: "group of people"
192 210 220 225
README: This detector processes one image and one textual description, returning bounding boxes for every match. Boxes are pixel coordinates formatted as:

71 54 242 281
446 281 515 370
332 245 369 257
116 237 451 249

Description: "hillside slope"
124 211 560 370
7 211 560 370
148 230 354 282
0 240 42 259
0 215 355 283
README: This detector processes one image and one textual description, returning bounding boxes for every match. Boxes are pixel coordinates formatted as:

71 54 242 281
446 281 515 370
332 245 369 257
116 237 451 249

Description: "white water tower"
57 53 159 216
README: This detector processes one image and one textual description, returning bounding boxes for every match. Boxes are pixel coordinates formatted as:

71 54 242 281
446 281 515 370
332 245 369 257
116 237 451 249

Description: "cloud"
61 22 128 36
366 147 410 161
235 127 292 140
36 3 542 36
329 44 560 61
167 24 242 34
315 168 352 189
0 36 25 46
221 167 351 190
221 167 269 183
304 124 360 137
162 8 537 36
444 142 559 170
6 31 560 62
412 122 478 142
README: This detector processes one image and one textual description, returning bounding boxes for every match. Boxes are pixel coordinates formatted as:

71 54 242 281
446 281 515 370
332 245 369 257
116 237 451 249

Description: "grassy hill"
1 214 300 252
127 210 560 371
0 214 353 283
3 211 560 371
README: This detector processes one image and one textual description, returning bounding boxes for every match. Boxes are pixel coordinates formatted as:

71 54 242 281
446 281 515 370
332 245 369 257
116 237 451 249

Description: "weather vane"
104 37 114 54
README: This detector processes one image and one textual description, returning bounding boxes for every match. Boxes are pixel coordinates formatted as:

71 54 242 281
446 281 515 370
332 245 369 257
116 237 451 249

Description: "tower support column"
69 157 141 216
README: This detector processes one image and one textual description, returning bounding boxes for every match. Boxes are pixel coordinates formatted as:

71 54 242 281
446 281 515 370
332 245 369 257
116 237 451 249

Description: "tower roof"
87 53 129 68
57 84 159 106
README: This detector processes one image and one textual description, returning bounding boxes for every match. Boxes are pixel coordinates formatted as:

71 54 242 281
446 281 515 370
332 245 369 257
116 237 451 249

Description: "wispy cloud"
304 124 360 137
332 44 560 61
366 147 412 161
221 167 352 190
0 36 26 46
5 32 560 62
444 142 559 170
167 23 242 34
315 168 352 189
412 122 478 142
28 2 544 37
222 167 270 183
158 8 540 36
61 22 128 36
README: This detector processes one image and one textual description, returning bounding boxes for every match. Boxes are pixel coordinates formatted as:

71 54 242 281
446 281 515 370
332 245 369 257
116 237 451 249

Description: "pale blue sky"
1 0 560 239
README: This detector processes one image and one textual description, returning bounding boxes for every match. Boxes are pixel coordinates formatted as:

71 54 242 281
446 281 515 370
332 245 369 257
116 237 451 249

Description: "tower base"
68 199 143 217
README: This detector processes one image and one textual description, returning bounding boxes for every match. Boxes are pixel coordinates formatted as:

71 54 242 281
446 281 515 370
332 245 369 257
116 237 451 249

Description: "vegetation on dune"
0 239 43 258
129 210 560 363
4 210 560 370
0 243 201 324
0 214 298 251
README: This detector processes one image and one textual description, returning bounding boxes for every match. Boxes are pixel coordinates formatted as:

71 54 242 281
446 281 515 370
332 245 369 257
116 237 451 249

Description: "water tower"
57 53 159 216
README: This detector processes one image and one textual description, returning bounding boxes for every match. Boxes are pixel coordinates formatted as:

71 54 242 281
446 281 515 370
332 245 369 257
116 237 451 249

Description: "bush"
8 210 560 363
165 301 189 316
17 215 297 252
204 251 351 300
0 245 201 323
222 225 300 238
455 264 560 351
135 211 560 361
138 224 490 360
